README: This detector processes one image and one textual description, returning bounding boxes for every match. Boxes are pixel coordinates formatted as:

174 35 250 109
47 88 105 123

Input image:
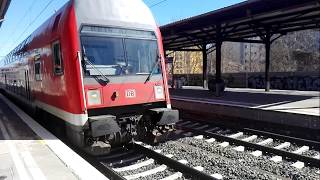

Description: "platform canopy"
160 0 320 51
160 0 320 94
0 0 11 28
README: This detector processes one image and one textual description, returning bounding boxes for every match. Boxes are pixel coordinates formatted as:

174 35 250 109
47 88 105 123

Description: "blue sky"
0 0 245 57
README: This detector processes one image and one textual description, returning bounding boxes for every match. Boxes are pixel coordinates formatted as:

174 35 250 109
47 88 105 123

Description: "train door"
25 70 31 101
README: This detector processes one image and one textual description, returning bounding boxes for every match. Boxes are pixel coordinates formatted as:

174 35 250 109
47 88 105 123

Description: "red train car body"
0 0 178 155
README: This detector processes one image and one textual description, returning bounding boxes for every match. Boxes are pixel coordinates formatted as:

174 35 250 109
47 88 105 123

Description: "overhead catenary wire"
0 0 37 52
149 0 169 8
9 0 55 51
2 0 166 57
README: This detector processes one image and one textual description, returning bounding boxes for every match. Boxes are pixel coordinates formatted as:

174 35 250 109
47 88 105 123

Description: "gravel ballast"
151 136 320 180
113 157 182 179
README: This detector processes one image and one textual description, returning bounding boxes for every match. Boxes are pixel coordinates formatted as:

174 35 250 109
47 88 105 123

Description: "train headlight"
154 86 164 99
87 89 102 106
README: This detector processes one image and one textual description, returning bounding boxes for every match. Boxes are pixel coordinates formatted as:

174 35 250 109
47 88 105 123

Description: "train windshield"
81 26 160 76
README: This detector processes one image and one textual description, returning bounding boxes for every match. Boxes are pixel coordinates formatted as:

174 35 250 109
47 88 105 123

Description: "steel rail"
86 156 126 180
177 125 320 168
101 167 126 180
180 118 320 150
243 128 320 150
133 143 216 180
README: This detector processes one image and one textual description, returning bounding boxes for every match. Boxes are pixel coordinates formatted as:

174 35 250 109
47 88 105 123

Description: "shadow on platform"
0 98 43 141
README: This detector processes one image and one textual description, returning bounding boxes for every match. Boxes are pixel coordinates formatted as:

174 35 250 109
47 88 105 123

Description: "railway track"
91 142 216 180
170 120 320 178
80 119 320 179
176 120 320 167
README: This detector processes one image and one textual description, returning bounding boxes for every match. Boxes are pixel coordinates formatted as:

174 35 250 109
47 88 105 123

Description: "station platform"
170 86 320 130
0 94 107 180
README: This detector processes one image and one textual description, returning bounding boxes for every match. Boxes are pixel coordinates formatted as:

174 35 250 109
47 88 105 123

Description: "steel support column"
215 24 222 83
264 33 271 91
216 40 222 82
164 50 174 88
210 24 225 96
202 44 208 89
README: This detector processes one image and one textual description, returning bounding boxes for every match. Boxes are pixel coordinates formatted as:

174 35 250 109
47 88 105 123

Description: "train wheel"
136 118 175 144
136 116 159 144
151 125 175 143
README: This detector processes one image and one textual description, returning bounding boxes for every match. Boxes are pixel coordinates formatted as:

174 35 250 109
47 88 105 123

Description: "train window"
34 55 42 81
81 36 160 76
52 14 61 32
52 41 63 75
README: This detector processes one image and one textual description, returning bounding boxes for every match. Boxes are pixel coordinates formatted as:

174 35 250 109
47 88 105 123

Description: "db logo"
125 89 136 98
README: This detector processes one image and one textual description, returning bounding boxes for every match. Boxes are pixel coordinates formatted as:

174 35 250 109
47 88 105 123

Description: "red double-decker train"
0 0 178 155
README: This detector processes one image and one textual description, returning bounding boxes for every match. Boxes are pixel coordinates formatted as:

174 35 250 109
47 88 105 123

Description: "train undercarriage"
78 106 179 155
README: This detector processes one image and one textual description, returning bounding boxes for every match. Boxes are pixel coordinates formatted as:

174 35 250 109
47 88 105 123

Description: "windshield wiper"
144 55 160 84
82 46 110 85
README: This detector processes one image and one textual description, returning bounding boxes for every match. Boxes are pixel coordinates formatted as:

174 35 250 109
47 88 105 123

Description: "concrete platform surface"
170 87 320 129
0 94 108 180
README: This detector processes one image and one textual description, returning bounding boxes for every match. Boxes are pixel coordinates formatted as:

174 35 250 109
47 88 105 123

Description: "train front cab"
77 25 179 155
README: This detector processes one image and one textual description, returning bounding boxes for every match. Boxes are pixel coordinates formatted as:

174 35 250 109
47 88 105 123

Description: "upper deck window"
34 55 42 81
52 14 61 32
52 41 63 75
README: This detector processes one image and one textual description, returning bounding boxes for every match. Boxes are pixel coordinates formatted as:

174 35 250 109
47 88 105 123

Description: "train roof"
75 0 157 31
1 0 158 67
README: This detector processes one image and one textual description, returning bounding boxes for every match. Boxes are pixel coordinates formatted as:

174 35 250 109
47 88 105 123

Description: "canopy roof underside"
160 0 320 51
